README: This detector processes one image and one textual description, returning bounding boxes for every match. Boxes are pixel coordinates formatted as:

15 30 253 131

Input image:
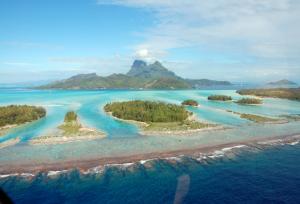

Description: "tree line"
104 100 189 123
0 105 46 127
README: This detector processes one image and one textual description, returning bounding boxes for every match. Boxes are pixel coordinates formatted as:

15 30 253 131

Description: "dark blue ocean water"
1 144 300 204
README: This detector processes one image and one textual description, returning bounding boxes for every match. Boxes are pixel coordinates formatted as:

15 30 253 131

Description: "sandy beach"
0 137 20 149
29 126 106 145
105 110 219 136
0 124 18 137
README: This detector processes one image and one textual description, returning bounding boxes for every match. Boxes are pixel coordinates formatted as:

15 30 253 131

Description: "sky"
0 0 300 84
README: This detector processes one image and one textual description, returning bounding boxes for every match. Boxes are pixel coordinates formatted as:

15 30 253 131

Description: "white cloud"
136 49 149 58
98 0 300 59
97 0 300 82
134 48 167 62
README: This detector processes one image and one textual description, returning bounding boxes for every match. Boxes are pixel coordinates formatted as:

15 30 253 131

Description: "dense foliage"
104 100 189 122
0 105 46 127
208 95 232 101
146 78 190 89
236 98 262 105
64 111 78 122
181 99 198 106
237 88 300 101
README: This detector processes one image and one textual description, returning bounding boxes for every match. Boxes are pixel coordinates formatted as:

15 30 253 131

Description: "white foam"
196 155 207 161
47 170 68 177
105 162 134 168
83 166 105 174
288 141 299 146
20 173 35 177
209 150 224 158
0 173 18 178
222 145 246 152
140 158 156 164
165 156 182 161
258 139 283 145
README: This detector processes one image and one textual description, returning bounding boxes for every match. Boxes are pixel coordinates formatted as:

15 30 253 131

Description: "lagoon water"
1 88 300 203
1 88 300 143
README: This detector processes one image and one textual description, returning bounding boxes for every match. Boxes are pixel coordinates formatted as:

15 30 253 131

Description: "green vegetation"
104 100 189 123
64 111 78 122
208 95 232 101
236 98 262 105
227 110 279 123
38 60 231 90
145 78 190 89
280 114 300 121
31 111 106 143
144 121 213 132
58 122 82 135
104 100 213 133
59 111 82 135
240 114 278 123
0 105 46 127
181 99 198 106
237 88 300 101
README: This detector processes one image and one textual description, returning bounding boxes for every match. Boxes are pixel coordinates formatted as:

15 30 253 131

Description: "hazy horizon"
1 0 300 84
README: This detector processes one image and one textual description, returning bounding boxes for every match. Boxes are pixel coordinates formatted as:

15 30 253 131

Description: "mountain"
186 79 231 88
267 79 297 86
38 60 232 90
127 60 178 79
265 79 298 88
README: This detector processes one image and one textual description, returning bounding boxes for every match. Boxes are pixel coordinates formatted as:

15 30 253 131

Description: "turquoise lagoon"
1 88 300 166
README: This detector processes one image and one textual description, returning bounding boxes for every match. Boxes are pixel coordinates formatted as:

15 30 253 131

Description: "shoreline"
0 137 20 149
29 122 106 145
105 110 220 136
0 124 18 137
1 133 299 175
0 124 18 130
140 125 227 136
29 133 106 145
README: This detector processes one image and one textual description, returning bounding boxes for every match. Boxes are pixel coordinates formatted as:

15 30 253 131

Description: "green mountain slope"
38 60 232 90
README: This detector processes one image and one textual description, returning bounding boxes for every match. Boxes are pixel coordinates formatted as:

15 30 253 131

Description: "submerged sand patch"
30 122 106 145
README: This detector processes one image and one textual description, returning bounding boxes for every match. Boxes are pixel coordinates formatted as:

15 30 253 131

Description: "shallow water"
1 88 300 165
1 89 300 143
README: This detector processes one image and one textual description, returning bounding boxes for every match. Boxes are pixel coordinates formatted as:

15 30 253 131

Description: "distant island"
181 99 199 106
38 60 232 90
104 100 216 135
235 98 263 105
267 79 297 87
208 95 232 101
237 88 300 101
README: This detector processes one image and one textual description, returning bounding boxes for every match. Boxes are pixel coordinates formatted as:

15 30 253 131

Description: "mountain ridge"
267 79 297 86
38 60 232 90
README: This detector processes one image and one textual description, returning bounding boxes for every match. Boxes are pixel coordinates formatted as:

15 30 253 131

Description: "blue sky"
0 0 300 83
